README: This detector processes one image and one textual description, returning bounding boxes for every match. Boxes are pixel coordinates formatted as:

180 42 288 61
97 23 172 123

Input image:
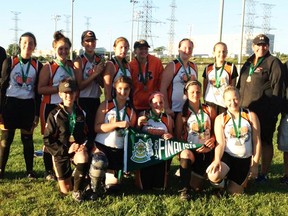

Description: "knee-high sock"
74 163 89 192
21 133 34 172
180 158 192 189
0 130 15 173
43 152 53 173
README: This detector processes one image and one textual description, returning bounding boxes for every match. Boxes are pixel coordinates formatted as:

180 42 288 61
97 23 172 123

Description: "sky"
1 0 288 54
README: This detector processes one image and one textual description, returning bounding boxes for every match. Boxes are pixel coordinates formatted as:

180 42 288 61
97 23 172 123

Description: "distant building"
170 33 275 58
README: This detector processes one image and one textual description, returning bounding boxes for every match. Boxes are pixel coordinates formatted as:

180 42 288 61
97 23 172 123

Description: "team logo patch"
130 138 153 163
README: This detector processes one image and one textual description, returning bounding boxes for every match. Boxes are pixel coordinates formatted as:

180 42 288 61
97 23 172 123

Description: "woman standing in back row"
0 32 43 178
74 30 105 148
103 37 131 101
203 42 238 115
38 31 75 180
160 38 198 119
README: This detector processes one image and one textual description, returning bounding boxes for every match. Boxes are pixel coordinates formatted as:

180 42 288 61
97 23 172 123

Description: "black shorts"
222 152 251 185
52 155 72 180
192 150 214 176
3 97 35 130
95 142 123 171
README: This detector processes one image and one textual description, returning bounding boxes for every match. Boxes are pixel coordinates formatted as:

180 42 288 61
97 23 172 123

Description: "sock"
180 158 192 189
73 163 89 192
21 133 34 172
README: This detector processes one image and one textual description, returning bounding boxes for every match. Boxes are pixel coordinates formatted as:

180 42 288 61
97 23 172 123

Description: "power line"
167 0 177 57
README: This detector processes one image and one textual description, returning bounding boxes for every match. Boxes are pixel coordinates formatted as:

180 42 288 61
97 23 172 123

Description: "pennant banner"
124 127 203 172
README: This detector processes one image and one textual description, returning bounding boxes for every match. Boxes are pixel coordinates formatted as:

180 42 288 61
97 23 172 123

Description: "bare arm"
38 63 58 95
160 62 175 117
103 61 115 101
74 57 105 90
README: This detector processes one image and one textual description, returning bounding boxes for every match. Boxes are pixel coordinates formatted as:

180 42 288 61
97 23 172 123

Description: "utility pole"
52 14 61 32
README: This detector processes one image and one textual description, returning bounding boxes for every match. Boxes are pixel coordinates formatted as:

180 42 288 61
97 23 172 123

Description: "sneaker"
72 191 83 202
179 188 191 200
255 174 268 183
280 175 288 184
45 171 56 181
27 171 37 179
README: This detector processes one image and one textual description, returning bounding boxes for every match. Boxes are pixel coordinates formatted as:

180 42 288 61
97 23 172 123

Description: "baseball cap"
59 79 77 93
81 30 97 42
134 39 150 49
253 34 269 45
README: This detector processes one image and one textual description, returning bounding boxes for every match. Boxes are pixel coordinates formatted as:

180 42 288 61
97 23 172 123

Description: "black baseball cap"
59 79 77 93
81 30 97 42
134 39 150 49
253 34 269 45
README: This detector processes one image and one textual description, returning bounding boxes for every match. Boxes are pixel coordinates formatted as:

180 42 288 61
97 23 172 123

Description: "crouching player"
44 79 92 202
94 76 136 192
206 86 261 194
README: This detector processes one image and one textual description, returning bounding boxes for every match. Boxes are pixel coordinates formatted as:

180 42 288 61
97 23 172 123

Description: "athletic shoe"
72 191 83 202
27 171 37 179
179 188 191 200
280 175 288 184
45 171 56 181
255 174 268 183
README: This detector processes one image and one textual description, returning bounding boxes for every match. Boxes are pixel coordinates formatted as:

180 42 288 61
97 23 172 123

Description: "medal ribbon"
188 102 204 133
114 57 127 77
215 62 226 88
68 105 76 136
228 109 242 138
148 110 162 122
18 55 31 83
55 59 73 77
248 57 264 77
113 99 126 121
136 57 149 85
177 56 191 81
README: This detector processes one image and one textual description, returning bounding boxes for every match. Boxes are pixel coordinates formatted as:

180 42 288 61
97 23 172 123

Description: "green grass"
0 125 288 216
1 63 288 215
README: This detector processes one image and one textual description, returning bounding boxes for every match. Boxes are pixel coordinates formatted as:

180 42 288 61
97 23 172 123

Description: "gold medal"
69 135 75 143
246 76 251 82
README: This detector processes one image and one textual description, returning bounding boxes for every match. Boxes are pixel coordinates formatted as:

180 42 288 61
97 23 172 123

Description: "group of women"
0 30 266 202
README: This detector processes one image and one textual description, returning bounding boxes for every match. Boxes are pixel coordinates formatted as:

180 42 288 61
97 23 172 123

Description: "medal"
235 139 242 146
69 135 75 143
246 76 251 82
22 83 27 89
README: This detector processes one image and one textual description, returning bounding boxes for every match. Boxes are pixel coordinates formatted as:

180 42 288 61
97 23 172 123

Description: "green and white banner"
124 127 203 172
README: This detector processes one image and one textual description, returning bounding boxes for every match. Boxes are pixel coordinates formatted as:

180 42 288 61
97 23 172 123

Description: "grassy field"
1 63 288 215
0 121 288 216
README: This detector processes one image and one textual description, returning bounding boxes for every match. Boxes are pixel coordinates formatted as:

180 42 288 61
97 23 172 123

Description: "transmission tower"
85 16 91 30
261 3 274 34
244 0 256 55
167 0 177 57
10 11 21 45
139 0 163 48
63 15 71 37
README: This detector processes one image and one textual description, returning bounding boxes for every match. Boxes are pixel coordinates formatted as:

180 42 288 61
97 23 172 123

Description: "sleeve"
43 112 68 156
269 58 285 116
0 57 11 115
